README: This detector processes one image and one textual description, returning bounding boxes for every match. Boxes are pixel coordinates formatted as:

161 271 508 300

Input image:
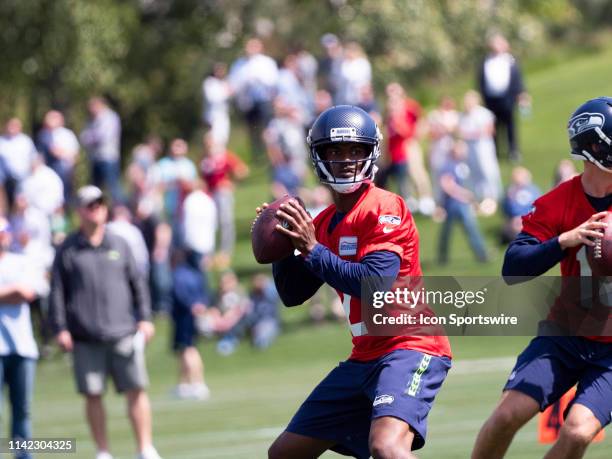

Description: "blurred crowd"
0 31 578 367
0 31 581 459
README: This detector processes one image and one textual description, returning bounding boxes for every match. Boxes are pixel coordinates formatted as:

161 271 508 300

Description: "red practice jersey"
313 181 452 360
522 174 612 343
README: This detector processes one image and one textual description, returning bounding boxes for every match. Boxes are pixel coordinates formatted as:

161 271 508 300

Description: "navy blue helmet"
307 105 382 193
568 96 612 172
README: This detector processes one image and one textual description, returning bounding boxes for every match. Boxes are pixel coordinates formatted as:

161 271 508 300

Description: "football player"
255 105 452 459
472 97 612 459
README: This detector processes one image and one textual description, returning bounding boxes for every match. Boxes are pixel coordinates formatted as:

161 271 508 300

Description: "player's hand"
56 330 73 352
559 211 608 249
250 202 269 233
137 321 155 343
275 199 317 256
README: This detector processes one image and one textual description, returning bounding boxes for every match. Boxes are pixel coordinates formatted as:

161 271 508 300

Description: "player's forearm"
272 255 323 306
304 244 400 298
502 232 565 282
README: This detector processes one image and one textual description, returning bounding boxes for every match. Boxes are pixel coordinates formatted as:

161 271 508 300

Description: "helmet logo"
568 112 605 138
330 127 357 141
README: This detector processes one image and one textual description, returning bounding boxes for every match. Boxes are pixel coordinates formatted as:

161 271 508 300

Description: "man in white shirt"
202 63 232 146
80 97 124 203
181 180 217 262
37 110 79 205
0 118 37 207
337 42 372 106
21 155 64 219
477 33 530 162
229 38 279 159
0 216 49 459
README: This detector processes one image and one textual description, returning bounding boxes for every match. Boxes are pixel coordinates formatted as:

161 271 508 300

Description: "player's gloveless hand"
558 211 608 249
251 202 269 233
275 199 317 256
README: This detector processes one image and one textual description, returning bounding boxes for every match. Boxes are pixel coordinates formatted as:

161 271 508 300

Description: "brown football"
251 195 305 264
586 211 612 275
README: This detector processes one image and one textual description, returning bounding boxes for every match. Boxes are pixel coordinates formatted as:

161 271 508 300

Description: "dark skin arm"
275 199 318 256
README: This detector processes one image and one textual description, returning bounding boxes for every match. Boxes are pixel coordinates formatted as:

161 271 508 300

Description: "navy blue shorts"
286 349 451 458
504 336 612 427
172 312 197 351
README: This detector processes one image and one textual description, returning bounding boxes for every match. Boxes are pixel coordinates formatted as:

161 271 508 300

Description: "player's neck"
581 166 612 197
332 183 368 213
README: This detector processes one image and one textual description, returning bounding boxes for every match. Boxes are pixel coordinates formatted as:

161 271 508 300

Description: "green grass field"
24 43 612 458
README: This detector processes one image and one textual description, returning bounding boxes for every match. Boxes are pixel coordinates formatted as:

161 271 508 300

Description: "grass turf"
24 42 612 458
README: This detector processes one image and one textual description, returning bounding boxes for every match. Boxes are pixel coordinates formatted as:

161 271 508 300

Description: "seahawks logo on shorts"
373 394 394 407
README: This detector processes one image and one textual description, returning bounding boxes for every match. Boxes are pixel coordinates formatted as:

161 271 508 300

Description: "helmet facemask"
570 125 612 173
311 142 380 193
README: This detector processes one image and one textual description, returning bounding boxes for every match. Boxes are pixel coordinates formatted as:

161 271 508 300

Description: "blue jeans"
150 261 172 314
0 356 36 459
48 158 75 207
438 201 488 264
92 159 124 204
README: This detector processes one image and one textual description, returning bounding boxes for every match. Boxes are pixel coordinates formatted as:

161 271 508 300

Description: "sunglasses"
85 198 105 210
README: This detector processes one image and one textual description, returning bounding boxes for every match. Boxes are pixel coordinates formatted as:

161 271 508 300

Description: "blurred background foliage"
0 0 609 149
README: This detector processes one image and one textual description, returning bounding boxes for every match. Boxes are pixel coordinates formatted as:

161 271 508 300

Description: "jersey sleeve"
358 194 415 260
521 193 560 242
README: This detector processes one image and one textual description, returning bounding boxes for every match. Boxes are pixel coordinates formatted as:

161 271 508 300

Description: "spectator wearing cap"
0 215 49 459
49 185 162 459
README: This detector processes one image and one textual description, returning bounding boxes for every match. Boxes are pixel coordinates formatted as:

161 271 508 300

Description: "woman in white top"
427 96 459 203
202 63 232 147
458 90 502 214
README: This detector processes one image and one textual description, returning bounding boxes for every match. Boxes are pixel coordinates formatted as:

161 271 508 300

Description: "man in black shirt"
50 185 162 459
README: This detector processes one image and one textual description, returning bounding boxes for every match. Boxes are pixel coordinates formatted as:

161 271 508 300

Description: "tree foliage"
0 0 607 149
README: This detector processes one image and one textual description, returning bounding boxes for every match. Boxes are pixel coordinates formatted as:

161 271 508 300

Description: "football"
587 211 612 275
251 195 305 264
